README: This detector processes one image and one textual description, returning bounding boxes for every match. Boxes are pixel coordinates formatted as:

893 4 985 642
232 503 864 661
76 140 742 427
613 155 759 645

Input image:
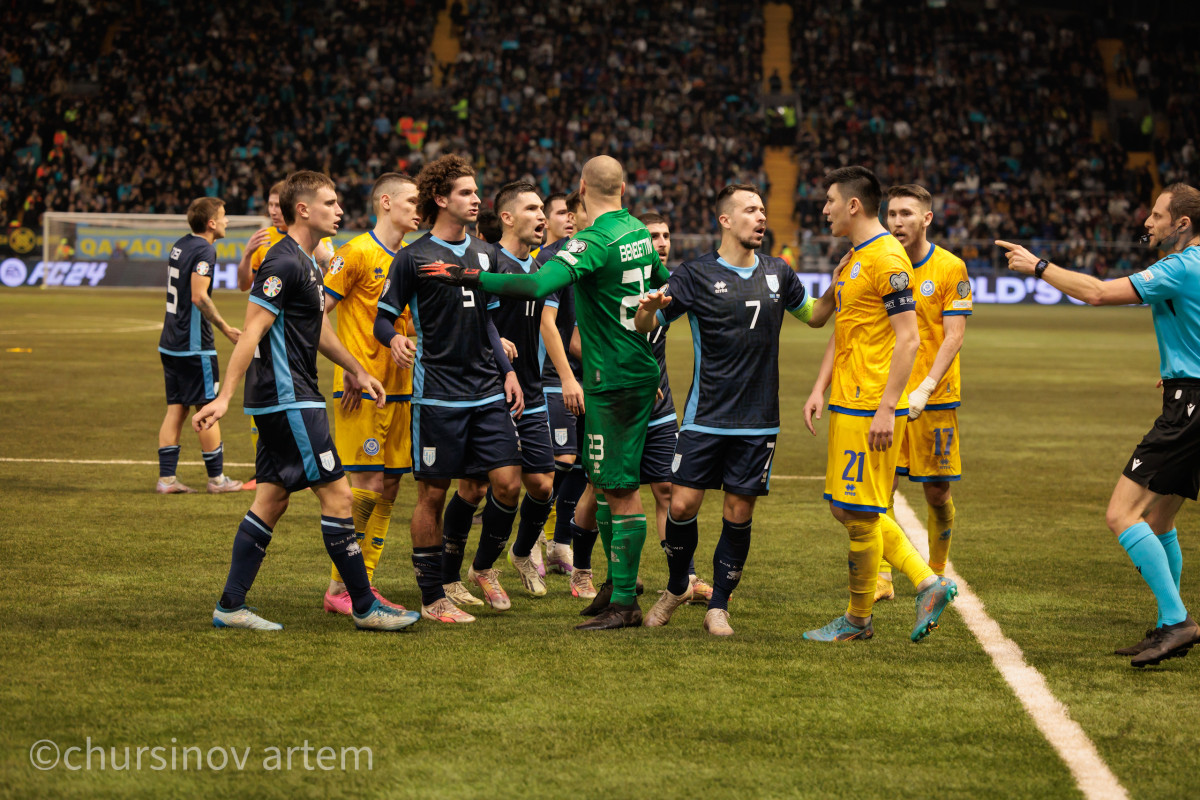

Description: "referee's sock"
1157 528 1183 592
1119 522 1187 627
512 490 553 558
441 492 478 583
663 512 698 596
219 511 272 609
322 516 374 615
471 488 517 571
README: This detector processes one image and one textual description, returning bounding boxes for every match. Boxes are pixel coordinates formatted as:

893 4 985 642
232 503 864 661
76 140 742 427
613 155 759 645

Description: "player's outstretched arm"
318 314 385 409
634 290 671 333
421 260 575 300
996 240 1140 306
869 311 919 451
193 303 274 431
238 228 270 292
541 306 584 415
908 314 965 419
803 253 851 328
803 333 836 436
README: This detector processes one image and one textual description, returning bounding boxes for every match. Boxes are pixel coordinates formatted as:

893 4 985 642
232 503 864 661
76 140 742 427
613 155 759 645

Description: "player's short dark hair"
268 181 285 201
564 190 582 214
544 192 568 213
1163 183 1200 228
824 166 882 216
716 184 762 217
639 212 669 228
886 183 932 211
371 172 416 212
280 171 335 225
187 197 225 233
416 154 476 226
476 208 502 243
495 181 540 216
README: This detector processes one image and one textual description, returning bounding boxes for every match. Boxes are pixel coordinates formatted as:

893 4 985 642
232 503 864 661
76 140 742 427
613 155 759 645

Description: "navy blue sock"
472 489 518 570
664 512 699 596
552 461 570 497
441 492 478 583
412 545 445 605
553 467 588 545
322 516 373 615
513 491 554 557
710 518 751 612
219 511 272 608
201 442 224 479
158 445 180 478
571 520 598 570
688 555 697 575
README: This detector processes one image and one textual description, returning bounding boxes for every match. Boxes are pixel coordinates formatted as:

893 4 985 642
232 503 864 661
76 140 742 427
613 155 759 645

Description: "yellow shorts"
897 407 961 482
824 410 908 513
333 399 413 473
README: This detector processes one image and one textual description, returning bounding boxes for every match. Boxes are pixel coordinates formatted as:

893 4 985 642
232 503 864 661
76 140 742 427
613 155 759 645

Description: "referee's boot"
1131 616 1200 667
575 599 641 631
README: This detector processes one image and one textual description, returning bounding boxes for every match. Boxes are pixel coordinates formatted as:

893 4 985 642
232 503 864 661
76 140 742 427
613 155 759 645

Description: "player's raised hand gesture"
418 261 481 287
995 240 1039 274
389 334 416 369
634 288 671 333
192 397 229 432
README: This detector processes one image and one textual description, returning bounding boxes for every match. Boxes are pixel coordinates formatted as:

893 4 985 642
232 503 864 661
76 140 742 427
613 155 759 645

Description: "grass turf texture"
1 288 1197 799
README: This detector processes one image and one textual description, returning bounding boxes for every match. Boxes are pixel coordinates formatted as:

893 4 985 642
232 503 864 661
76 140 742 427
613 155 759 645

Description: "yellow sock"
844 517 883 619
249 423 258 458
927 497 955 576
545 504 557 540
332 488 381 584
879 513 934 589
878 490 897 575
362 497 393 583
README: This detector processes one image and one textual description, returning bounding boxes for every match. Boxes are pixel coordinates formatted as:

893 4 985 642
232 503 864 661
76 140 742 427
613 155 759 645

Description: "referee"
997 182 1200 668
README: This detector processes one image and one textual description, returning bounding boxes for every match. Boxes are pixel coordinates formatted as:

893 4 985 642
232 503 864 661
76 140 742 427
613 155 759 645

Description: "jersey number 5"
166 266 180 314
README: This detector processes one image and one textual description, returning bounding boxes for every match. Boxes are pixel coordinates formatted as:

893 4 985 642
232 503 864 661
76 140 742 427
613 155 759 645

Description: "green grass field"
2 289 1196 799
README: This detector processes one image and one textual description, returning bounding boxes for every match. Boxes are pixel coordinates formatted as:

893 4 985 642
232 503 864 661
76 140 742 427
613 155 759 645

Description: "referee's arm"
995 240 1141 306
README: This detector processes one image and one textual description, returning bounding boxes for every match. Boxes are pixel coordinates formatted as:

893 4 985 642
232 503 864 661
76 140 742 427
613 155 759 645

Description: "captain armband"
788 296 816 323
882 289 915 315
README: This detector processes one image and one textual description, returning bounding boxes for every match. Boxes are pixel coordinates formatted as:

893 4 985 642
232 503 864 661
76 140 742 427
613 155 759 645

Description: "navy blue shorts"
253 407 344 493
670 430 778 496
517 408 556 473
545 390 579 458
161 352 218 406
412 399 522 481
640 416 678 484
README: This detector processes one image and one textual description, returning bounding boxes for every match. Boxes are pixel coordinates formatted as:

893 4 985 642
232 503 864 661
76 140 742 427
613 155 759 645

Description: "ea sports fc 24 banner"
0 258 1096 305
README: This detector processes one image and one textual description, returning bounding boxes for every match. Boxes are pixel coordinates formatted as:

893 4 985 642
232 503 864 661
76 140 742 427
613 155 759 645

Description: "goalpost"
40 212 270 288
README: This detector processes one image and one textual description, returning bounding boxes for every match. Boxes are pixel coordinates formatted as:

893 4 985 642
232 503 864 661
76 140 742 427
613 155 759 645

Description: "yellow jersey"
324 231 412 398
830 231 916 413
908 243 972 408
250 227 333 275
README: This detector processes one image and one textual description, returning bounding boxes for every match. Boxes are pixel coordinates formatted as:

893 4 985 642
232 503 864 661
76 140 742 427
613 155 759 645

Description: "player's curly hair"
416 154 476 227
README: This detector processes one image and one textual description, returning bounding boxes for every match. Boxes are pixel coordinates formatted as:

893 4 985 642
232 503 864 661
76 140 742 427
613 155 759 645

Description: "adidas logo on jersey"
1132 458 1142 471
713 281 728 293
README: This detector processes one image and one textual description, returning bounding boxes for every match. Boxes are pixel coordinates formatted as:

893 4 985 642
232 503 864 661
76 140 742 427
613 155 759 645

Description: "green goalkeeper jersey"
475 208 669 393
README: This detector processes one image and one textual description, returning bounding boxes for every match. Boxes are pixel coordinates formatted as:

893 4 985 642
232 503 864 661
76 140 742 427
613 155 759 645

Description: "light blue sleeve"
1129 254 1187 304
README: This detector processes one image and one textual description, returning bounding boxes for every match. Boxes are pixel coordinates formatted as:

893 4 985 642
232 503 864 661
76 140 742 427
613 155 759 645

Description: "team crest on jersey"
565 239 589 255
478 253 491 271
671 453 682 473
422 446 437 466
920 279 935 297
554 428 568 446
849 262 861 279
263 276 283 297
889 272 910 291
363 437 380 456
195 261 211 277
319 450 335 471
329 256 345 275
957 280 971 298
766 274 780 293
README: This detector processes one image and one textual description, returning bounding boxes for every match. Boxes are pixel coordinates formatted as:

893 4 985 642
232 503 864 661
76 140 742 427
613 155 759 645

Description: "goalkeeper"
421 156 666 631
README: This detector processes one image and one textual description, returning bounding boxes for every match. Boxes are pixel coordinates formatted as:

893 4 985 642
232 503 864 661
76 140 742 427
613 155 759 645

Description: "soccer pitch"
1 289 1196 799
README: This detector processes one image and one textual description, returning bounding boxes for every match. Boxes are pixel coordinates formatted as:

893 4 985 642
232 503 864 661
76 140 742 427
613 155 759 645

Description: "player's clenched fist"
389 335 416 369
418 261 481 287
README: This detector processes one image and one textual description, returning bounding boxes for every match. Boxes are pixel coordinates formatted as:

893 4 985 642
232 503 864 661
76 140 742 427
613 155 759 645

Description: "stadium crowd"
1 0 1197 269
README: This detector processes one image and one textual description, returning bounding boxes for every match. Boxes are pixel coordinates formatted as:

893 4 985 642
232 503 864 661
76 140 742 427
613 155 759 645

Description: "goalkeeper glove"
907 376 938 420
418 261 481 287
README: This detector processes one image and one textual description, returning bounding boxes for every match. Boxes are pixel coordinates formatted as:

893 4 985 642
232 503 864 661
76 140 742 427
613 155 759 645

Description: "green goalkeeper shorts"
582 382 659 490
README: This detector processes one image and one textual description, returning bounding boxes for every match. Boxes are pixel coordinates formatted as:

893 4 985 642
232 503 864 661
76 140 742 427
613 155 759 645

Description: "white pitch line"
0 457 254 468
893 492 1129 800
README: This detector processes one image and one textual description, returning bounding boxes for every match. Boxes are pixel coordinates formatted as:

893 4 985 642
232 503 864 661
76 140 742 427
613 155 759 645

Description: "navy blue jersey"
158 234 217 356
537 238 581 387
378 233 504 406
659 252 808 434
245 236 328 414
646 323 675 424
489 247 546 411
